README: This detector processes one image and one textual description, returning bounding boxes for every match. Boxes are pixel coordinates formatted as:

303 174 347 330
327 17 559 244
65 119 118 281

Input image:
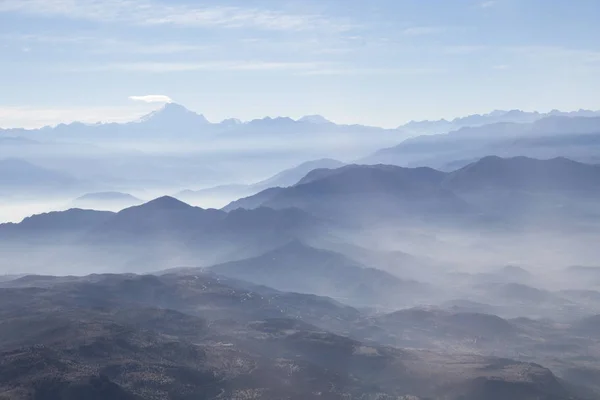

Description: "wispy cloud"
129 95 172 103
402 26 446 36
5 33 211 55
478 1 497 8
74 61 328 73
443 45 487 55
0 0 348 32
507 46 600 63
298 67 445 76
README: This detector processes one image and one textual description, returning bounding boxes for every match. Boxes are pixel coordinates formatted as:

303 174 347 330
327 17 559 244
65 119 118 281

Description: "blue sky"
1 0 599 128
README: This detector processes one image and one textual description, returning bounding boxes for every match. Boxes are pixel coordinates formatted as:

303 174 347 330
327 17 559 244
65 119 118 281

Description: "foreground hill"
0 272 577 400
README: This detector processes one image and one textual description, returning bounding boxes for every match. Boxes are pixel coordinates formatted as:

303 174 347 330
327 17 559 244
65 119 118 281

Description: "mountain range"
2 155 599 278
3 103 599 140
365 116 600 168
0 195 327 274
225 156 600 227
1 150 600 398
0 103 396 144
3 104 600 205
398 109 600 135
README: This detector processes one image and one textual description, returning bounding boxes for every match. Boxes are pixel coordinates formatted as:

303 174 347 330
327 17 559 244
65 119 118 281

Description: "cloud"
443 45 487 55
0 0 348 32
5 33 212 55
76 61 327 73
129 95 173 103
479 1 497 8
507 46 600 63
402 26 446 36
298 67 445 76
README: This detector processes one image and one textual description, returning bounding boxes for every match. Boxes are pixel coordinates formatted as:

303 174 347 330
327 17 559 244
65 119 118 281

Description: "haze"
1 1 600 399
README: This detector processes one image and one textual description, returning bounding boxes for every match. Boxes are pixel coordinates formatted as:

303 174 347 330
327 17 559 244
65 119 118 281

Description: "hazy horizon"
2 0 600 128
2 2 600 399
3 101 600 130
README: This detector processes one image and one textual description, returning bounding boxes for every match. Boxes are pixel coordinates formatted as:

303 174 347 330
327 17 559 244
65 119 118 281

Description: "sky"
1 0 599 128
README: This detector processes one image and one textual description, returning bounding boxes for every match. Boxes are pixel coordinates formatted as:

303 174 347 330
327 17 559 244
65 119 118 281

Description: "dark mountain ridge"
224 156 600 226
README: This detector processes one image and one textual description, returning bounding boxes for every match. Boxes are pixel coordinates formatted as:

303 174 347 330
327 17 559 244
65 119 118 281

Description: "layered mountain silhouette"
444 156 600 193
225 156 600 224
208 240 429 307
0 196 326 273
176 158 344 205
71 191 143 210
0 158 79 195
225 164 467 222
0 103 395 143
366 115 600 167
397 109 600 135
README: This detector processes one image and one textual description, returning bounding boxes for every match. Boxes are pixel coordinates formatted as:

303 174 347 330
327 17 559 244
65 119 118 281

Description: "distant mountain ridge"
176 158 345 205
72 192 143 210
3 103 599 144
0 158 82 197
0 103 394 143
398 108 600 135
365 115 600 168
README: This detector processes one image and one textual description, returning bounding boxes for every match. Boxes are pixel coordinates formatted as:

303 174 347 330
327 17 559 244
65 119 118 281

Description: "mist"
2 108 600 399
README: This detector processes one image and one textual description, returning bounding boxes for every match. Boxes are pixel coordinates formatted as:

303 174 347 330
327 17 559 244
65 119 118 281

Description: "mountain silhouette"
138 102 210 129
72 192 143 210
444 156 600 193
210 240 428 307
0 158 78 192
224 163 467 222
366 115 600 167
176 158 344 205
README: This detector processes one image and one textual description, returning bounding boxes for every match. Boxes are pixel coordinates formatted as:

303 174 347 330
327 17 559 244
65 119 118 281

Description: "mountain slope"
397 109 600 136
0 272 578 400
0 196 327 274
0 158 78 195
366 116 600 168
224 164 467 223
444 156 600 193
72 192 143 210
176 158 345 206
210 240 429 307
0 209 114 240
